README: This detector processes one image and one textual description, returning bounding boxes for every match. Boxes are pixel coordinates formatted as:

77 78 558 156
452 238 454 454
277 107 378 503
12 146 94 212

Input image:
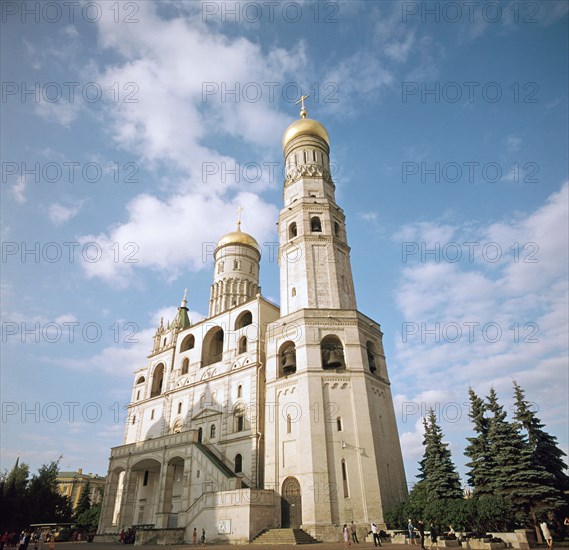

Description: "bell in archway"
282 347 296 374
323 345 344 369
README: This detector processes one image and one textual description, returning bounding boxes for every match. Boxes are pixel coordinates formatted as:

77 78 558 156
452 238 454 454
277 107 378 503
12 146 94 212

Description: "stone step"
252 528 320 545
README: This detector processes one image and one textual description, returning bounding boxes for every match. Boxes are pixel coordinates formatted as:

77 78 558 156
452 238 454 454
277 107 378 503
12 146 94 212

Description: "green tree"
0 459 30 531
27 460 73 525
75 502 101 532
513 381 569 494
485 388 565 527
419 409 463 501
75 481 91 518
464 388 493 495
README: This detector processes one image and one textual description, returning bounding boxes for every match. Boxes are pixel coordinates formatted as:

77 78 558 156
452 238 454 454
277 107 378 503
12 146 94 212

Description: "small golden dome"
217 227 260 251
282 116 330 150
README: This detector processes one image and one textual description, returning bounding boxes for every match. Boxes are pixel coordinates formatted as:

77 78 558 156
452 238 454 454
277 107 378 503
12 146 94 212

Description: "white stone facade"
97 113 407 544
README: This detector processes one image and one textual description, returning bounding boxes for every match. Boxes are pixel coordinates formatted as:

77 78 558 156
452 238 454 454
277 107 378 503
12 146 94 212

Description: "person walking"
540 521 553 549
371 523 382 547
429 521 439 550
417 520 425 549
342 525 351 548
350 522 359 544
192 528 197 545
200 529 205 547
408 520 417 545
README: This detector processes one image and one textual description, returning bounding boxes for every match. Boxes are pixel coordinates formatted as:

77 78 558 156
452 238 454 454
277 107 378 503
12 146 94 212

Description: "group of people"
190 528 206 546
341 521 387 548
0 531 54 550
407 518 441 550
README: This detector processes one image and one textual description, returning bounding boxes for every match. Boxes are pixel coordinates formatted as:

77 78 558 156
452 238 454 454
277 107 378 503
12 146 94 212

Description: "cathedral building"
96 106 407 544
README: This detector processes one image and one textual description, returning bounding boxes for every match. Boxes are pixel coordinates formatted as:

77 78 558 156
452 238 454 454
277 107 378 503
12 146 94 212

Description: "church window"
136 376 145 384
237 385 243 398
181 334 195 352
150 363 165 397
150 409 155 420
239 336 247 354
366 341 377 374
233 260 240 270
218 261 224 274
235 310 252 330
311 216 322 232
341 459 349 497
198 427 203 443
199 394 205 408
337 417 343 431
136 390 140 400
143 470 149 486
196 470 200 478
202 326 224 366
291 287 296 297
234 405 245 432
287 414 292 434
289 222 297 239
210 424 216 439
177 402 182 414
235 454 243 474
181 357 189 375
132 415 136 425
334 221 340 237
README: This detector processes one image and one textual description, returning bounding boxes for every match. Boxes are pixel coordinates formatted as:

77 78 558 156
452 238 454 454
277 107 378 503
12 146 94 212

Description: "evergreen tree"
0 459 30 530
75 481 91 518
464 388 493 495
513 381 569 494
418 409 463 501
485 388 565 526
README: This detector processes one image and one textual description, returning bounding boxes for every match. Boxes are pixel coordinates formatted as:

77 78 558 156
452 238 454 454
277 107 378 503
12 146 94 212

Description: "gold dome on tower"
216 206 260 251
282 94 330 150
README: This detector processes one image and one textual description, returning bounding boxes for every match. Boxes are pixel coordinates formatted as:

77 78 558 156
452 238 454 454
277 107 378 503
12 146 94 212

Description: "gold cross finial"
296 93 310 118
236 205 244 229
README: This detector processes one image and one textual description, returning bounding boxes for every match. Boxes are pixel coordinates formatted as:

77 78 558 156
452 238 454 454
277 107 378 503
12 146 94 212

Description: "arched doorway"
281 476 302 528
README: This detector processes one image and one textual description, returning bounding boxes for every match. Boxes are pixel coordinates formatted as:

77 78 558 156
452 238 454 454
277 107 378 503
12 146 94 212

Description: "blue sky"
1 0 567 487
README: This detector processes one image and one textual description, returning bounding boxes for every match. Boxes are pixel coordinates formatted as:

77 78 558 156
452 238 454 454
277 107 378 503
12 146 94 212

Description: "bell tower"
264 99 407 541
278 96 356 316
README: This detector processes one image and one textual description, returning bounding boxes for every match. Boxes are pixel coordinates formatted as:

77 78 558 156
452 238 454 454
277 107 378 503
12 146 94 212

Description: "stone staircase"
252 529 320 545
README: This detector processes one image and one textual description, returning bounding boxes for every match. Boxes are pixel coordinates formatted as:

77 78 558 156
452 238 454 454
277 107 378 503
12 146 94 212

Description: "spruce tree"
464 388 493 495
419 409 463 501
75 480 92 518
485 388 564 526
513 381 569 494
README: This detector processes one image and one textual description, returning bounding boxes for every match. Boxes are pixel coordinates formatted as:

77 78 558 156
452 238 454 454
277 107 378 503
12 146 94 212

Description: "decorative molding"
284 163 333 186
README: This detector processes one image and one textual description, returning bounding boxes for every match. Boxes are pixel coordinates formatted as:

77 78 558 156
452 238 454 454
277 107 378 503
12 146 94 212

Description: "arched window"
150 363 165 397
341 459 349 497
163 337 167 347
210 424 216 439
237 385 243 398
321 335 345 370
181 334 195 352
234 404 245 432
239 335 247 354
136 376 145 384
177 402 182 414
334 221 340 237
235 454 242 474
366 341 377 374
289 222 297 239
181 357 189 375
291 287 296 297
197 427 203 443
311 216 322 232
287 415 292 434
235 310 253 330
337 417 343 431
202 326 224 367
199 394 205 409
279 341 297 377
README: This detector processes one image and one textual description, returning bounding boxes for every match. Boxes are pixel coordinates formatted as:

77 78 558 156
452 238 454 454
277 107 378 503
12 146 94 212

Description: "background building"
57 468 105 509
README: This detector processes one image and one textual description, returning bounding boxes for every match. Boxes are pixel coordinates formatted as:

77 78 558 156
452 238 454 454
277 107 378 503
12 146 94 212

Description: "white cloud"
12 176 27 204
506 134 522 153
48 201 84 225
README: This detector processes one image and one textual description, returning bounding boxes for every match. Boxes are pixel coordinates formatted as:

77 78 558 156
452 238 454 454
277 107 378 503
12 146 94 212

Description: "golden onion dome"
282 113 330 150
216 226 260 251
